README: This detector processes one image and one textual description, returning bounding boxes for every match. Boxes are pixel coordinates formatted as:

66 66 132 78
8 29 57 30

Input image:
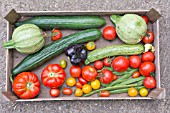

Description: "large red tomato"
112 56 129 72
82 66 97 81
41 64 66 88
70 66 81 78
139 62 156 77
143 76 156 89
99 69 114 84
129 55 141 68
12 72 40 99
142 52 155 62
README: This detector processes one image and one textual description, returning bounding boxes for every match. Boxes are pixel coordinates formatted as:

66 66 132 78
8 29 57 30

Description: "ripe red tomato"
100 91 110 97
103 26 116 40
103 58 111 67
76 82 83 89
142 15 149 24
12 72 40 99
142 31 154 44
51 28 62 41
78 77 88 85
139 62 156 77
143 76 156 89
70 66 81 78
94 61 103 70
50 88 60 97
82 66 98 81
112 74 118 81
62 88 72 95
112 56 129 72
41 64 66 88
99 69 114 84
132 71 140 78
142 52 155 62
129 55 141 68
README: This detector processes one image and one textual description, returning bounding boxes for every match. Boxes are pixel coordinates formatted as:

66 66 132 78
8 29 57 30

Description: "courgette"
11 29 101 78
85 44 144 65
15 16 106 30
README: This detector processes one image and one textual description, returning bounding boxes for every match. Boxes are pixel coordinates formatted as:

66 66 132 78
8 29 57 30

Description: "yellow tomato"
86 41 96 51
90 79 100 90
82 84 92 94
128 87 138 97
74 88 83 97
139 88 148 97
66 77 76 87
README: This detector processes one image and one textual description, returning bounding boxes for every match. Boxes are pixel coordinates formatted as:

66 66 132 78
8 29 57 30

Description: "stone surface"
0 0 170 113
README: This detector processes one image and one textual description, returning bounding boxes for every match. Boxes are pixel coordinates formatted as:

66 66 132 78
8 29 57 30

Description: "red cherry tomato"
94 61 103 70
100 91 110 97
142 52 155 62
139 62 156 77
143 76 156 89
62 88 72 95
129 55 141 68
78 77 88 85
103 58 111 67
103 26 116 40
50 88 60 97
76 82 83 89
112 74 118 80
142 31 154 44
51 28 62 41
70 66 81 78
111 56 129 72
99 69 114 84
132 71 140 78
142 15 149 24
82 66 98 81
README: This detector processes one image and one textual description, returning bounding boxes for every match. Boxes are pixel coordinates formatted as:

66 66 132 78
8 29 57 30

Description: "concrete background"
0 0 170 113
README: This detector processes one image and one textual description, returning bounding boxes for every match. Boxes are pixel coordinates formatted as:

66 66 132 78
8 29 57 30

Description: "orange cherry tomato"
132 71 140 78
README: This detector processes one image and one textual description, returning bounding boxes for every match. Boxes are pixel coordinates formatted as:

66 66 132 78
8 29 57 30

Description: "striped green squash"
3 24 45 54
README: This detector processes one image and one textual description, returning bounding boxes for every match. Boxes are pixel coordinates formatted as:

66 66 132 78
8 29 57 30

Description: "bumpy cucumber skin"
15 16 106 30
85 44 144 65
12 29 101 76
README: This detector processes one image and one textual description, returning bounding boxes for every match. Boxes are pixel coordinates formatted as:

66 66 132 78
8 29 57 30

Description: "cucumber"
11 29 101 77
85 44 144 65
15 16 106 30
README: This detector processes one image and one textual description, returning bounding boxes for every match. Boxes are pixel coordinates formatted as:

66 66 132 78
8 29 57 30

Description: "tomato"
78 77 88 85
128 87 138 97
51 28 62 41
99 69 114 84
142 15 149 24
86 41 96 51
143 76 156 89
103 58 111 67
129 55 141 68
142 31 154 44
112 74 118 80
132 71 140 78
82 66 98 81
139 88 148 97
60 59 67 69
142 52 155 62
99 91 110 97
90 79 101 90
74 88 83 97
111 56 129 72
41 64 66 88
70 66 81 78
94 61 103 70
50 88 60 97
103 26 116 40
12 72 40 99
139 62 156 77
66 77 76 87
62 88 72 95
76 82 83 89
82 84 92 94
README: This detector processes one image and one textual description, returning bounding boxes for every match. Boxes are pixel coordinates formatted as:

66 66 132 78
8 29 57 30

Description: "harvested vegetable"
86 41 96 51
142 15 149 24
78 77 88 85
143 76 156 89
82 84 92 94
76 82 83 89
82 66 98 82
70 66 81 78
139 62 155 77
142 31 154 44
129 55 141 68
3 24 45 54
139 88 148 97
128 87 138 97
94 61 103 70
142 52 155 62
132 71 140 78
99 91 110 97
102 26 116 40
62 88 72 95
99 69 114 84
51 28 62 41
110 14 147 44
50 88 60 97
66 77 76 87
60 59 67 69
75 88 83 97
103 58 112 67
90 79 101 90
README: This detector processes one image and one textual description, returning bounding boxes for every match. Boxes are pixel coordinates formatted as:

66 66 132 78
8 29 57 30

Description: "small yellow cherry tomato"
86 41 96 51
66 77 76 87
82 84 92 94
128 87 138 97
74 88 83 97
139 88 148 97
90 79 100 90
60 59 67 69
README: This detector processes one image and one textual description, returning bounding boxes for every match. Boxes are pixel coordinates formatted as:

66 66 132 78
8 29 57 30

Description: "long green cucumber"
11 29 101 78
85 44 144 65
15 16 106 30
